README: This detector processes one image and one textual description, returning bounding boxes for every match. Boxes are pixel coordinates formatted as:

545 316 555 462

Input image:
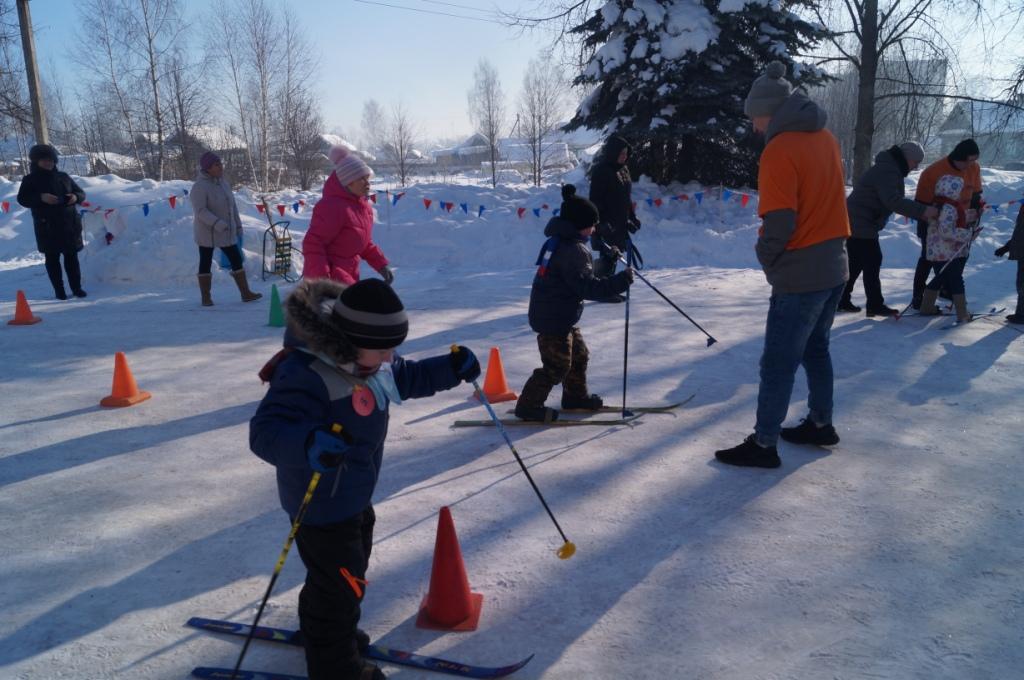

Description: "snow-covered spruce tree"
566 1 830 186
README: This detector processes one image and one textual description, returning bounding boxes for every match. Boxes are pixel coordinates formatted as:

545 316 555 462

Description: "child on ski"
919 174 978 321
514 184 634 422
995 202 1024 324
250 278 480 680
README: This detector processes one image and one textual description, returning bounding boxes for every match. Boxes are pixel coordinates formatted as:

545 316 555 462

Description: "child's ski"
940 307 1006 329
187 617 533 679
506 394 695 415
453 413 642 428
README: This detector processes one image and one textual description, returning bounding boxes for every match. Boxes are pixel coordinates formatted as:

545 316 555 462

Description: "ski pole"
458 349 576 559
603 247 718 346
895 225 983 320
230 423 341 680
620 242 633 419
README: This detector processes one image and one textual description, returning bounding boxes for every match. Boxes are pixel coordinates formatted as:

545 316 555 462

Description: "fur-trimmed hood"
284 278 359 364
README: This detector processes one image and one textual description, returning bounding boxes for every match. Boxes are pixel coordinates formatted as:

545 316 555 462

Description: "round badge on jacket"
352 384 375 416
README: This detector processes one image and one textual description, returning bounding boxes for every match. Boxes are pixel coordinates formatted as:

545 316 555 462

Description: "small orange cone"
416 506 483 631
100 352 152 407
7 290 41 325
475 346 517 403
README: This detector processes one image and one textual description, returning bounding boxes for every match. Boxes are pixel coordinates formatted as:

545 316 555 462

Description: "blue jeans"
754 283 844 447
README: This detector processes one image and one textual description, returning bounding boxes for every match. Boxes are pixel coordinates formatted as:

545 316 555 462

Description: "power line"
420 0 493 13
352 0 505 25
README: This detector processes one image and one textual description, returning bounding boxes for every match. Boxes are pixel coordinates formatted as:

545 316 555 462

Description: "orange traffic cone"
100 352 152 407
416 506 483 631
7 290 41 325
475 346 517 403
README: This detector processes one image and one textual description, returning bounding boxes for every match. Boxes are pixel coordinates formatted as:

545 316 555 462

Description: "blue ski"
187 617 533 679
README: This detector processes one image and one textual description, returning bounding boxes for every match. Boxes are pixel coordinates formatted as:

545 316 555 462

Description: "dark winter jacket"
846 147 929 239
588 135 637 251
17 164 86 254
528 217 632 335
1006 205 1024 261
250 279 461 525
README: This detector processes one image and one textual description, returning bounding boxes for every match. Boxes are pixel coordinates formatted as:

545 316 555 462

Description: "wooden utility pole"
16 0 49 145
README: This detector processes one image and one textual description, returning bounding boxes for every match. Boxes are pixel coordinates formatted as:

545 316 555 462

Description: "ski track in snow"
0 175 1022 679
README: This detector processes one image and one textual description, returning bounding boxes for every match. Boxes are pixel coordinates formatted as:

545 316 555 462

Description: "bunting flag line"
460 202 468 214
423 198 432 210
276 204 286 216
142 204 150 216
517 207 526 219
391 192 405 206
477 205 485 217
0 200 8 213
168 196 177 209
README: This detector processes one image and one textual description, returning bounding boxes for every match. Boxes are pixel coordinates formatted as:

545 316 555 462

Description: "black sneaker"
865 304 898 317
714 435 781 468
72 288 88 298
837 300 861 313
780 418 839 446
561 393 603 410
514 404 559 422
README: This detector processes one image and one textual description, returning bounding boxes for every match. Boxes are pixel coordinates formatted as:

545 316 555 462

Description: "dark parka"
1006 205 1024 261
250 279 461 525
588 135 637 251
17 153 86 254
846 146 928 239
528 217 632 335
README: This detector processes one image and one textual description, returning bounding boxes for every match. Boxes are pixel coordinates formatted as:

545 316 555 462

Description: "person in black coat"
995 203 1024 324
588 135 640 290
16 144 87 299
514 185 634 422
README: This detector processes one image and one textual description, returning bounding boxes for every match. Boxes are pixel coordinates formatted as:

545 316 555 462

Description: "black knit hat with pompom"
559 184 600 230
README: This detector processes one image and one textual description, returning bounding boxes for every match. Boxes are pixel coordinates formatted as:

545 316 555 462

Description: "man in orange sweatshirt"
715 62 851 468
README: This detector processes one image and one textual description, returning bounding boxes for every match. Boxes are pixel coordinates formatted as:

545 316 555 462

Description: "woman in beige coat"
190 151 261 306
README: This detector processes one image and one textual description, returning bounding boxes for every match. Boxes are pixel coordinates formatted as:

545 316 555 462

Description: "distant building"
938 99 1024 168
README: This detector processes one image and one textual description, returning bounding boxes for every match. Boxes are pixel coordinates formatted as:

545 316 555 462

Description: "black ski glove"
628 218 641 234
449 345 481 383
995 244 1010 258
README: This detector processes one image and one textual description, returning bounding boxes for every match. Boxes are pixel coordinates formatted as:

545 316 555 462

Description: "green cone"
268 284 285 327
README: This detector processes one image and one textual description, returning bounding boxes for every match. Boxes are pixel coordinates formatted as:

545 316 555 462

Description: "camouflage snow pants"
518 328 590 408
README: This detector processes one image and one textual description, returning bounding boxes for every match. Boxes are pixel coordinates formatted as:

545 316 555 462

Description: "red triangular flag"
0 200 9 213
678 194 689 201
168 196 177 209
541 204 549 210
445 202 453 213
654 198 663 207
298 199 306 206
257 204 265 213
741 194 750 207
423 198 432 210
517 207 526 219
277 204 285 216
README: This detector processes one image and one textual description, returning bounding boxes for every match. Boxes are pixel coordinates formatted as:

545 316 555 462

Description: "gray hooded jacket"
846 147 927 239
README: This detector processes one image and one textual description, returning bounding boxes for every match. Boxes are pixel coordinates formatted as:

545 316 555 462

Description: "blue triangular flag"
477 205 485 217
184 189 189 196
460 202 468 214
533 208 541 217
293 202 300 213
722 190 732 202
553 208 560 216
142 203 150 216
645 197 654 207
695 192 704 205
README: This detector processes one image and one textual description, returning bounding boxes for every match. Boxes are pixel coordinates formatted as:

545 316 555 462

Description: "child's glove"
995 244 1010 257
628 217 641 234
379 266 395 285
449 345 481 382
620 267 635 285
306 429 348 473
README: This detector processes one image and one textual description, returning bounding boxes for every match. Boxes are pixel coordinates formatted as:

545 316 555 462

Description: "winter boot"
561 393 603 410
514 403 559 422
865 304 899 317
230 269 262 302
355 628 371 652
71 288 88 298
714 435 781 469
837 299 861 313
952 294 972 323
197 273 214 306
53 284 68 301
780 418 840 446
919 288 940 316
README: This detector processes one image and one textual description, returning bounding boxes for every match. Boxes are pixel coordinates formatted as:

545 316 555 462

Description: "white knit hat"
328 146 373 186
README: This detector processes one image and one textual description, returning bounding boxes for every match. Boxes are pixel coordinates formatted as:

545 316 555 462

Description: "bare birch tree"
519 55 566 186
468 59 506 188
283 89 324 190
361 99 386 154
207 7 258 186
238 0 281 189
385 102 417 187
166 49 208 178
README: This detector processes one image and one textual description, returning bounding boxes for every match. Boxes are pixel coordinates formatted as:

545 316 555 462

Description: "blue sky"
30 0 556 143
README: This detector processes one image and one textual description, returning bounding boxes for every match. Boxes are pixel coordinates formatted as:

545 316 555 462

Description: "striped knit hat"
328 145 373 186
331 279 408 349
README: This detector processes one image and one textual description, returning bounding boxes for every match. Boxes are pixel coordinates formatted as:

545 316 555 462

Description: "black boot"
53 285 68 301
514 403 559 422
1007 313 1024 324
865 304 898 317
714 436 781 468
561 393 603 410
837 299 861 313
780 418 839 445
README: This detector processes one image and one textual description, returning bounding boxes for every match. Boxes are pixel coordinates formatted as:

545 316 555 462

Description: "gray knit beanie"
744 61 792 118
899 141 925 166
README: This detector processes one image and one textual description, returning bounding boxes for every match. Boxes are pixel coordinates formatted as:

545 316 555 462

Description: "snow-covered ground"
1 170 1022 679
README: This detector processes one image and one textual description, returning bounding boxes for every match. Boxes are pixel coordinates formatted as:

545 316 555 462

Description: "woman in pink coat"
302 146 393 285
